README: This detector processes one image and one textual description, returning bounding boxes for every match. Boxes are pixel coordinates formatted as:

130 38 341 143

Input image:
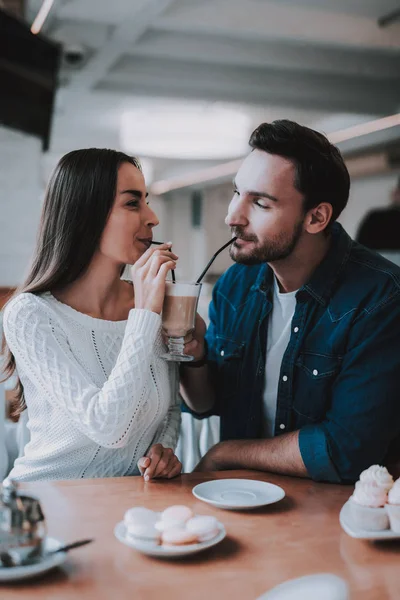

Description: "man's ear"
304 203 333 234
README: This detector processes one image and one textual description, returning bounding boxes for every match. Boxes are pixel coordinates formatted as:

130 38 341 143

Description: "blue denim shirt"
201 223 400 483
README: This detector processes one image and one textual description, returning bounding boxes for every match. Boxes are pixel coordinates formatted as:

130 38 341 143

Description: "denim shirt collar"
254 223 354 306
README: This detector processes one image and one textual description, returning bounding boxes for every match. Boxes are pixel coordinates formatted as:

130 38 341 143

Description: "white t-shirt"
263 278 297 438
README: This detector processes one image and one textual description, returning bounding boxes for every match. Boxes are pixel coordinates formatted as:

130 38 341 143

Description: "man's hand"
182 313 206 361
137 444 182 481
193 444 221 472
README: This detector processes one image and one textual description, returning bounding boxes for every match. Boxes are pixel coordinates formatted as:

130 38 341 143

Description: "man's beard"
229 219 304 265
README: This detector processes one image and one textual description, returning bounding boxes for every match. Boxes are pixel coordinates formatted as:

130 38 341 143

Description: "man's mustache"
231 228 258 243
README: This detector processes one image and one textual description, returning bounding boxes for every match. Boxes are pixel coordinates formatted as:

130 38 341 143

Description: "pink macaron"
186 516 220 542
157 505 194 532
161 527 199 546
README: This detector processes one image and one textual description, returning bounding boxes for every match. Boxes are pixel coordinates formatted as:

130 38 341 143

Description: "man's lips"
234 237 257 245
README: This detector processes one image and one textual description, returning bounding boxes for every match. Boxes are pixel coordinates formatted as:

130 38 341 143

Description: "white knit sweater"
2 292 181 481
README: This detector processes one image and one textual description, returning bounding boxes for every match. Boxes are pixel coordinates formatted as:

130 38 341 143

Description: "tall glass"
161 281 202 362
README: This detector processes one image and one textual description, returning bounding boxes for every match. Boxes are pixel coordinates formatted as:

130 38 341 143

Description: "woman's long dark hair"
1 148 141 415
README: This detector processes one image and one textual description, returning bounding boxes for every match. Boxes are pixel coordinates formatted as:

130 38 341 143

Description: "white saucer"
192 479 285 510
256 573 349 599
114 521 226 558
339 500 400 540
0 537 66 583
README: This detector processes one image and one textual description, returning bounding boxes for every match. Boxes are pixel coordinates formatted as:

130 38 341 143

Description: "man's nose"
225 197 248 228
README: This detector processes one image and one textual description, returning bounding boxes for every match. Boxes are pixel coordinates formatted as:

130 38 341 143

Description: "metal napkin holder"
0 478 46 566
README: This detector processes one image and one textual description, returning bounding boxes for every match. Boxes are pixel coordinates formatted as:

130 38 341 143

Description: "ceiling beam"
129 29 400 80
96 56 400 115
65 0 177 93
153 0 400 50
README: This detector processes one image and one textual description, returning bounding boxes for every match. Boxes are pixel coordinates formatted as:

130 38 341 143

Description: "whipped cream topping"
359 465 394 492
388 479 400 505
351 481 387 507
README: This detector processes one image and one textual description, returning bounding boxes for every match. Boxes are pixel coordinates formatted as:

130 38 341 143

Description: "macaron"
161 505 194 523
186 516 219 542
124 507 160 543
124 507 158 527
158 505 194 531
161 527 199 546
126 522 161 543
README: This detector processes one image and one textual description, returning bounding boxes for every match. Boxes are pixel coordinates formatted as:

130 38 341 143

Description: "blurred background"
1 0 400 469
1 0 400 296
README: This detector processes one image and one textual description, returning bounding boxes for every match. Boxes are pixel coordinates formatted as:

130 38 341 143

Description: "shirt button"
293 327 299 333
220 350 225 357
280 424 286 430
313 369 318 376
282 375 288 382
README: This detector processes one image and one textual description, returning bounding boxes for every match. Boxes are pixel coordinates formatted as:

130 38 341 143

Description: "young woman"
2 148 182 481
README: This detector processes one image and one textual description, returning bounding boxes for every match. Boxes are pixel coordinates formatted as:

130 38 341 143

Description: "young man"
181 119 400 484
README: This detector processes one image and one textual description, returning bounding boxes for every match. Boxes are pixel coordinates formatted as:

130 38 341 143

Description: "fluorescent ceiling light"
150 113 400 194
31 0 54 34
120 103 250 160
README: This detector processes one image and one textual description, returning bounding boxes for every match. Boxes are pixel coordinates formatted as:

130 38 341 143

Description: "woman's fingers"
152 447 174 478
133 243 173 270
156 261 176 282
141 445 181 480
143 444 164 481
148 254 177 278
137 456 151 475
167 460 182 479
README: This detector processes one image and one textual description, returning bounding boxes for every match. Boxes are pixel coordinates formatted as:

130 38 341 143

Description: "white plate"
256 573 349 599
192 479 285 510
0 537 66 583
339 500 400 540
114 520 226 558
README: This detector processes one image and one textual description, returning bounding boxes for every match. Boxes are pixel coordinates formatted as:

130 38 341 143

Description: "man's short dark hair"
249 119 350 223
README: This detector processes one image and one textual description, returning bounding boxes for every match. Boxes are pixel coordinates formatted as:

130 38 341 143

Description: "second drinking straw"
195 237 238 284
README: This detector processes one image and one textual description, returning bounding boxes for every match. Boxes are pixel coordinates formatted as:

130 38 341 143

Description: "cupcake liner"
349 499 389 531
385 504 400 533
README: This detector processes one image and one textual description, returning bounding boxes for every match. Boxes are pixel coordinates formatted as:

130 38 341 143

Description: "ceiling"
24 0 400 186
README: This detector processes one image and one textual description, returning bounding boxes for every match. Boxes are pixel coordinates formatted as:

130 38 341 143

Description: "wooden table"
1 471 399 599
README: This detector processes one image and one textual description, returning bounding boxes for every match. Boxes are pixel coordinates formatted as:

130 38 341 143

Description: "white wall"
0 127 43 286
339 173 399 239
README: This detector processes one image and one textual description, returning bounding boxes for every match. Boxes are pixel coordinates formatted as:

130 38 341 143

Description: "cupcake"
386 478 400 533
359 465 394 493
349 480 389 531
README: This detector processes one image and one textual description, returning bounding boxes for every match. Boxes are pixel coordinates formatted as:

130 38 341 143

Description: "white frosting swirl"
351 481 387 507
359 465 393 492
388 479 400 505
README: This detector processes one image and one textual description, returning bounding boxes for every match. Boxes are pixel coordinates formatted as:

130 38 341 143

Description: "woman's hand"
137 444 182 481
131 243 178 314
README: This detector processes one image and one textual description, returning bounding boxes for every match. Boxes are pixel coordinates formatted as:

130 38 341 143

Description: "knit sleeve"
151 365 181 450
3 294 161 449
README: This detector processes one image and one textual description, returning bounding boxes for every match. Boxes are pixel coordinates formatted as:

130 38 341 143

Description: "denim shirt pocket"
215 335 245 400
293 352 342 423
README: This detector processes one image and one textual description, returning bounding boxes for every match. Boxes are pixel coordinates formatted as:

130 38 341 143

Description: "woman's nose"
144 203 159 229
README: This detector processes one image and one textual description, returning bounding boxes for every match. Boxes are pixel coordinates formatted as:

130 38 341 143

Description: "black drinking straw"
152 241 176 282
195 237 238 284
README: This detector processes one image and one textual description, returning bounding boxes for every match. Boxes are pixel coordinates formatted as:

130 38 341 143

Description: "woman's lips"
138 238 152 249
